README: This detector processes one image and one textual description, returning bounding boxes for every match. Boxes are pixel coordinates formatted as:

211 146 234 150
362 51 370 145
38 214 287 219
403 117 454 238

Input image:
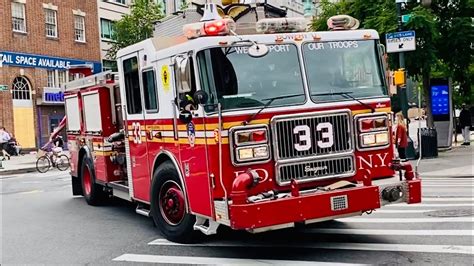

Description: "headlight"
361 132 389 147
231 126 271 165
236 145 270 162
356 114 390 150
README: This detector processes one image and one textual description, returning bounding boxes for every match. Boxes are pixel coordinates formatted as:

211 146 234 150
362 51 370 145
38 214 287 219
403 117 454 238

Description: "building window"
11 2 26 32
74 15 85 42
102 60 117 72
47 70 56 87
58 71 68 87
12 76 31 100
100 19 116 40
114 0 126 4
45 9 58 38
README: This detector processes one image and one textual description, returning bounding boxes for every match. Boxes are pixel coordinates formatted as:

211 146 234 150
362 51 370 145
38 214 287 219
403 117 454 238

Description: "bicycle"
36 147 70 173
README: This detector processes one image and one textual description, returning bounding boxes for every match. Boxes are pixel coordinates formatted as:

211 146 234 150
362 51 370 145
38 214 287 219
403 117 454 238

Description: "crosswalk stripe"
337 217 473 223
375 209 433 213
422 179 473 181
422 197 473 202
304 228 473 236
113 254 362 265
148 239 473 255
423 185 474 187
391 203 474 207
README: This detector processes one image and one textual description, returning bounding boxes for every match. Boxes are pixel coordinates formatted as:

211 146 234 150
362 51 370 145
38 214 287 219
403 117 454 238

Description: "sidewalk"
0 151 70 176
415 143 473 178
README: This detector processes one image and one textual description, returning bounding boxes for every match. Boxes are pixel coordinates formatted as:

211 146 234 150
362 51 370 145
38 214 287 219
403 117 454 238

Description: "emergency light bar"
183 19 236 39
256 17 307 34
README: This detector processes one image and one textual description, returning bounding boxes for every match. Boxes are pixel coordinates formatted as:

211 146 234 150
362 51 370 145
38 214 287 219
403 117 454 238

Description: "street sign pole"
395 0 416 159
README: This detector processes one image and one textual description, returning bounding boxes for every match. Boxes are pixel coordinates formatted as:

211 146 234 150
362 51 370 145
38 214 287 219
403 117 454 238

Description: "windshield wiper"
311 91 375 113
242 93 304 125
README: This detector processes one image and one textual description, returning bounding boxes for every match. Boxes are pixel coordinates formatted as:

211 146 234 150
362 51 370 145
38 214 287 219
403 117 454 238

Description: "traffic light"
394 69 406 86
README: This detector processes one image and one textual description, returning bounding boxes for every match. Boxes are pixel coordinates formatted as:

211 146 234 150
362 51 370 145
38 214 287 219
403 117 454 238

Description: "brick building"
0 0 101 149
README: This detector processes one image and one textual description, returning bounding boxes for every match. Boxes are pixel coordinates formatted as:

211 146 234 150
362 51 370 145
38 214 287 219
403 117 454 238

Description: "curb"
0 167 38 177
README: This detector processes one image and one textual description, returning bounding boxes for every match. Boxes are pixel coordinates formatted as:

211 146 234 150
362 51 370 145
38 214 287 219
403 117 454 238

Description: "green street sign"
402 14 412 24
0 85 8 91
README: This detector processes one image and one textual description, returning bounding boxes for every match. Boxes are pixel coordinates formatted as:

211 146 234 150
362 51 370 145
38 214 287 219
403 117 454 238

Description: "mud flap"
71 175 83 196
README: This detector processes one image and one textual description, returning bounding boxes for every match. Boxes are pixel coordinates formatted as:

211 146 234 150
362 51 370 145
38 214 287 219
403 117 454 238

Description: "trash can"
419 128 438 158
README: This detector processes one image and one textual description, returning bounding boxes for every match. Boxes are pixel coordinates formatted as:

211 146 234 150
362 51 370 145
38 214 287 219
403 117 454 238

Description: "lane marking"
421 179 474 182
112 254 362 265
375 209 434 213
423 184 474 187
305 228 474 236
390 203 474 207
148 239 474 255
17 189 43 195
337 217 473 223
421 197 474 202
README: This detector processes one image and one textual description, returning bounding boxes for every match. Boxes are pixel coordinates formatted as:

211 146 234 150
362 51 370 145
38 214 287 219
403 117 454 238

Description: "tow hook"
382 186 403 202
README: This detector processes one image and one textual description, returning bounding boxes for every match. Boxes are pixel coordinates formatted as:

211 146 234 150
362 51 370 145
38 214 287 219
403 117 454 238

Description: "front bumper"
228 178 421 231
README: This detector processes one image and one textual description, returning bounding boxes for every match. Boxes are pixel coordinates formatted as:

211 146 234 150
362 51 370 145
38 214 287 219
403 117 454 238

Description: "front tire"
151 161 198 243
36 156 51 173
56 154 70 171
80 156 106 205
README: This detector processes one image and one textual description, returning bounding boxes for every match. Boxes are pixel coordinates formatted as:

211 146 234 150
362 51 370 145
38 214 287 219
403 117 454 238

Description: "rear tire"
80 156 106 206
36 156 51 173
151 161 198 243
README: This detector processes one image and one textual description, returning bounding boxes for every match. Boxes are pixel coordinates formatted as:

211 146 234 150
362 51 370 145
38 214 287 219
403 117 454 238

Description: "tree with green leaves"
312 0 473 127
107 0 163 60
431 0 473 107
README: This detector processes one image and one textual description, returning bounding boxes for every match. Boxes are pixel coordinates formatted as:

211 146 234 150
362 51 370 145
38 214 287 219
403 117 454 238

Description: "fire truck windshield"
196 44 305 112
303 40 387 103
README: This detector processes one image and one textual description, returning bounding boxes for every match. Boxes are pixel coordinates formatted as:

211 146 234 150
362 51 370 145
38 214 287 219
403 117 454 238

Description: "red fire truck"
63 10 421 243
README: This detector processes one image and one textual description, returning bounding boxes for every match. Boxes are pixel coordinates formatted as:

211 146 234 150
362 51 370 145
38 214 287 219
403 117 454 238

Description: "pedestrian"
459 103 471 145
0 126 11 160
395 112 408 160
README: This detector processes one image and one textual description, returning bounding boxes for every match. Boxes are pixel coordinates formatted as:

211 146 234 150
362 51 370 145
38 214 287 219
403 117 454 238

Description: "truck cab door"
119 52 151 202
174 54 213 218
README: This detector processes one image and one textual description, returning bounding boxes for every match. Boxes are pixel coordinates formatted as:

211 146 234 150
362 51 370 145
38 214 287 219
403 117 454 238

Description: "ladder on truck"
62 71 118 92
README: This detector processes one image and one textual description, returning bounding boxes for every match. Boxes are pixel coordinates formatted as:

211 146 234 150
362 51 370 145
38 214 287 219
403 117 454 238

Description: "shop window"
142 69 158 111
45 9 57 38
123 57 142 114
58 71 68 87
47 70 56 87
12 76 31 100
74 15 85 42
12 2 26 32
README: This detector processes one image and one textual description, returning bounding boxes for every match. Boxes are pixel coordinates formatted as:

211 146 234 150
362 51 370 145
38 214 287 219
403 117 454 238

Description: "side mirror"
174 56 192 94
193 90 209 105
179 110 193 124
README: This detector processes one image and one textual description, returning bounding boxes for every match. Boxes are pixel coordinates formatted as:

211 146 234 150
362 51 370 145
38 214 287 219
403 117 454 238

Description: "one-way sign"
385 30 416 53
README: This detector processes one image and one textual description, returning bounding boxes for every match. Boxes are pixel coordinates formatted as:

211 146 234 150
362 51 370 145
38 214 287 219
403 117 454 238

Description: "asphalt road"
1 170 473 265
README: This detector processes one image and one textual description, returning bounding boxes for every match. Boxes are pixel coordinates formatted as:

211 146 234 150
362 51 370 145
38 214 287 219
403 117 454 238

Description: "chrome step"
136 205 150 217
193 216 220 235
108 180 130 201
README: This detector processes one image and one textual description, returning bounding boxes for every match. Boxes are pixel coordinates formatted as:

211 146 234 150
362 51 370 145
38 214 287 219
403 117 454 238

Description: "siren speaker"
201 3 222 21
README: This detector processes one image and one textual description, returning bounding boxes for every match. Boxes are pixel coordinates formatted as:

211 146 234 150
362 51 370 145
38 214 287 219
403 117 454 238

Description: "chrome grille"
272 111 352 161
276 156 354 185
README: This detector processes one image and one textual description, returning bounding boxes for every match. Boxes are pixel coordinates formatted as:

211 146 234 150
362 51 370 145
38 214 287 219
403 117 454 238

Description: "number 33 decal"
293 122 334 151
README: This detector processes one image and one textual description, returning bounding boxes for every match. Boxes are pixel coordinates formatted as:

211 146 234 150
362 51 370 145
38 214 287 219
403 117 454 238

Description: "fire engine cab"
63 5 421 243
